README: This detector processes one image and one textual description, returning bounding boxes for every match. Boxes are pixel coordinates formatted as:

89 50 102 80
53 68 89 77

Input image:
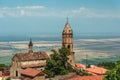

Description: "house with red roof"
10 40 49 79
21 68 46 80
67 75 105 80
85 66 107 75
75 63 107 75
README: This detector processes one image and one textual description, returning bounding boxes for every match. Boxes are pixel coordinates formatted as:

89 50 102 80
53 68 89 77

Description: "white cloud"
16 6 45 10
72 7 90 14
0 13 4 17
0 6 120 18
58 7 120 18
60 7 90 17
0 6 45 17
1 6 45 10
20 10 32 16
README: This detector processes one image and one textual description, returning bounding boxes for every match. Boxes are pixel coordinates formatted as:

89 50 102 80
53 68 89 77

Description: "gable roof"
21 68 43 77
12 51 48 61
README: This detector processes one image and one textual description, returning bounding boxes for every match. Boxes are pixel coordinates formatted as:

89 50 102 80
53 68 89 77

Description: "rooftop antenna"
86 54 88 66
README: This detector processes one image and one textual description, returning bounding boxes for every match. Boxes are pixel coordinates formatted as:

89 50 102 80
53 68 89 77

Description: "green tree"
0 64 6 67
104 60 120 80
59 47 70 68
97 62 115 70
45 47 70 77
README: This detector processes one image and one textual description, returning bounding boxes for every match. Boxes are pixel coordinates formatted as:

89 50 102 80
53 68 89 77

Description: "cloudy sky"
0 0 120 36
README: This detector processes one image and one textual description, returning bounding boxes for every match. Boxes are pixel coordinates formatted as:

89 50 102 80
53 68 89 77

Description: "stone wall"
10 61 22 79
10 59 47 79
21 60 46 68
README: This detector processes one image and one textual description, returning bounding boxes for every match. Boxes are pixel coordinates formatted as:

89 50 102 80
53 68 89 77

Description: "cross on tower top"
67 17 69 23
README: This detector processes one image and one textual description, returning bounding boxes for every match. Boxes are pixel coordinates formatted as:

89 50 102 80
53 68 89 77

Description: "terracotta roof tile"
67 75 104 80
75 63 86 69
2 72 10 76
13 51 48 61
21 68 42 77
85 66 107 75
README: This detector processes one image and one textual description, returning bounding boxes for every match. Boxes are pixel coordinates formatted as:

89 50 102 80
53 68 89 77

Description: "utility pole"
86 54 88 66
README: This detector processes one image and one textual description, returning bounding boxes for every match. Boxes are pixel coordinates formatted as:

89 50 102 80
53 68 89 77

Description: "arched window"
68 45 70 49
16 70 18 77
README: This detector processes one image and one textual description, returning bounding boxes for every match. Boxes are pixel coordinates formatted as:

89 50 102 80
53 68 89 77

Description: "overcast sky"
0 0 120 36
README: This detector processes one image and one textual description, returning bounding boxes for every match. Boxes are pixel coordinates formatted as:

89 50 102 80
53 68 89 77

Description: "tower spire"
67 17 69 23
28 38 33 53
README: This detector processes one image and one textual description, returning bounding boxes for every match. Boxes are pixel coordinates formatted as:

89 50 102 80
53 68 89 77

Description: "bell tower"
62 18 75 64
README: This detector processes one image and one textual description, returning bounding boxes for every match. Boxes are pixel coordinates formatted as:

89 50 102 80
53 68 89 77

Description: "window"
68 45 70 49
16 70 18 77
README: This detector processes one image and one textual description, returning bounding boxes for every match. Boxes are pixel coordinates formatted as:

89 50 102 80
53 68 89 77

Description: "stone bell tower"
62 18 75 64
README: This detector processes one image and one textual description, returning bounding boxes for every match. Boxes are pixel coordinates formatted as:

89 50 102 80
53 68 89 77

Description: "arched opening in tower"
16 70 18 77
68 45 70 49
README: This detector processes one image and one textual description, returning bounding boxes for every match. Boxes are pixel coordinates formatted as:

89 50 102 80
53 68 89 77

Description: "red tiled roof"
68 75 104 80
85 66 107 75
21 68 42 77
2 72 10 76
75 63 86 69
13 51 48 61
0 71 10 77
